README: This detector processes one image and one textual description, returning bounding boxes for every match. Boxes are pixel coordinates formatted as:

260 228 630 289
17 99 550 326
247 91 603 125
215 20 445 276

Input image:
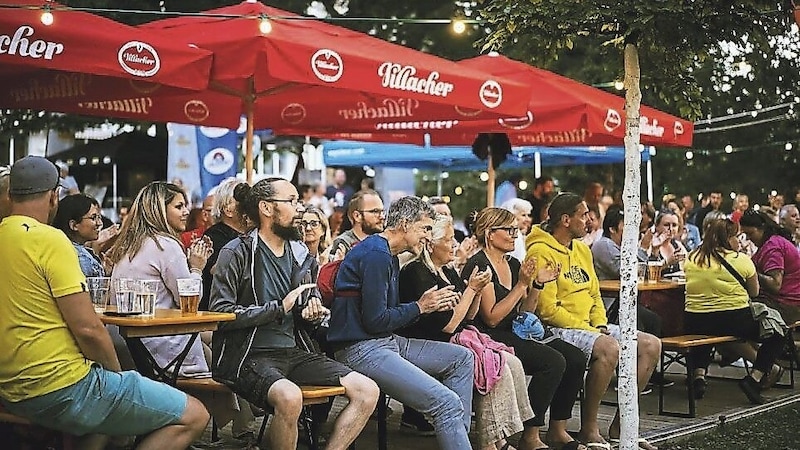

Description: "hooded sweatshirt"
525 225 607 332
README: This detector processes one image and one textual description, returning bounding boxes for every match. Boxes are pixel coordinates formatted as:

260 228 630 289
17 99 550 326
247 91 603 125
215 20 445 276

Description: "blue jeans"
335 335 473 450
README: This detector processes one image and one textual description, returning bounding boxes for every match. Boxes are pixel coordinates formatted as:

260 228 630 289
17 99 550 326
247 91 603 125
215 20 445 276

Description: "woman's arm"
758 269 783 295
745 271 761 298
442 266 491 333
478 258 535 328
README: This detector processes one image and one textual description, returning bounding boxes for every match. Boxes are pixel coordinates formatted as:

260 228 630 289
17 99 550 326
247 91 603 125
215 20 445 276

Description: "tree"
474 1 797 448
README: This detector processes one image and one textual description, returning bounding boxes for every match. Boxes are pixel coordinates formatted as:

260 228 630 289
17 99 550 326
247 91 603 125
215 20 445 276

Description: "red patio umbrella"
298 54 693 148
0 0 213 99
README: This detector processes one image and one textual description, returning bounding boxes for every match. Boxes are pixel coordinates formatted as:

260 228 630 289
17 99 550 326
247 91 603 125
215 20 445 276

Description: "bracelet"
531 280 545 290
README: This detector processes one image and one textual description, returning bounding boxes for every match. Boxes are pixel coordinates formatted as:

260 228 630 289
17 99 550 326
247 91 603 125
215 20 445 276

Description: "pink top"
451 325 514 395
752 235 800 306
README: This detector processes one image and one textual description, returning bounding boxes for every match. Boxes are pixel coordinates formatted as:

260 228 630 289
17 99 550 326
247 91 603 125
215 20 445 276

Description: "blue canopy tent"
321 140 650 171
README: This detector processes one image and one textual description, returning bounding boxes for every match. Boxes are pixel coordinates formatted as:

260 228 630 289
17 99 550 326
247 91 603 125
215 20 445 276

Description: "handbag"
712 251 787 338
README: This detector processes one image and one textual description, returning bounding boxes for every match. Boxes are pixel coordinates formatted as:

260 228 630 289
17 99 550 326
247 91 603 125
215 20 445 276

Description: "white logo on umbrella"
311 49 343 83
604 109 622 132
203 148 235 175
674 121 685 137
479 80 503 109
118 41 160 77
499 111 534 130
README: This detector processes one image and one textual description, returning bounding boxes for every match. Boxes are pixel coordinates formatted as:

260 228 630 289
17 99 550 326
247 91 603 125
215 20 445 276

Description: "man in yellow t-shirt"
525 192 661 450
0 156 209 450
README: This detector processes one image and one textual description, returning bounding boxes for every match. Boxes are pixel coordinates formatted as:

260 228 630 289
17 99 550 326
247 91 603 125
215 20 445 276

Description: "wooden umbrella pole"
245 97 254 184
487 152 495 207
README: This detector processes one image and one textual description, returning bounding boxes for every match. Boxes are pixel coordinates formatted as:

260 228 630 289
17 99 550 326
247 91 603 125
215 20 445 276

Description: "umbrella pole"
245 97 255 184
487 152 495 207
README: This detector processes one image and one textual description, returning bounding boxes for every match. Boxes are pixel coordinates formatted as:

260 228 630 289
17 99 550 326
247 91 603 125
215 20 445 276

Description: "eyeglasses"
491 226 519 237
266 198 302 207
81 214 103 223
359 208 385 216
300 220 321 229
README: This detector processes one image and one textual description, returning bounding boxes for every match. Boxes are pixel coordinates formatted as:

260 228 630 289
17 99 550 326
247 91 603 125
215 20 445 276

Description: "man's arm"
56 292 121 372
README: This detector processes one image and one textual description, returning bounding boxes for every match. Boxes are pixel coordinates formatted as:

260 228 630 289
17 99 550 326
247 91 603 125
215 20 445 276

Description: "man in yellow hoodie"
525 192 661 450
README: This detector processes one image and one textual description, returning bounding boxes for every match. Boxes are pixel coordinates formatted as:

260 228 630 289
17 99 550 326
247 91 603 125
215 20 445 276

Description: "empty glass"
86 277 110 313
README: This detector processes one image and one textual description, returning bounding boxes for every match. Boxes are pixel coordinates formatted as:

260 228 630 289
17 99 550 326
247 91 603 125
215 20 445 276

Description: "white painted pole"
112 162 118 215
9 136 14 164
646 159 653 204
534 151 542 178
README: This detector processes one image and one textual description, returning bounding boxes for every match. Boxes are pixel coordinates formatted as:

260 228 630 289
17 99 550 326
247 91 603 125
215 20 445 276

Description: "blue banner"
196 126 238 197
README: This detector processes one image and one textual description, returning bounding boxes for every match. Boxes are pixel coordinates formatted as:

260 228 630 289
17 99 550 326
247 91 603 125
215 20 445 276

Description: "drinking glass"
86 277 110 313
113 278 140 314
136 279 159 317
176 278 202 314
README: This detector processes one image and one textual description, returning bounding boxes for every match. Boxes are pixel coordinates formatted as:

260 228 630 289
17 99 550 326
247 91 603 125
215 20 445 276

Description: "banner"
168 123 238 205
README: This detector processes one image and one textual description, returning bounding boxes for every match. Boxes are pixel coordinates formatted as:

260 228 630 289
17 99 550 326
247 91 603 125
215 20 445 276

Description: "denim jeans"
336 334 473 450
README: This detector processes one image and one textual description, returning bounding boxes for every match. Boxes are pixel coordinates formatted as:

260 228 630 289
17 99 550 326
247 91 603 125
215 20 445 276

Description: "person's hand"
330 246 346 262
187 236 213 272
650 231 667 249
467 266 492 292
639 228 654 249
282 283 317 313
535 260 561 285
301 297 330 321
417 285 458 314
96 223 120 247
455 236 477 264
518 257 537 286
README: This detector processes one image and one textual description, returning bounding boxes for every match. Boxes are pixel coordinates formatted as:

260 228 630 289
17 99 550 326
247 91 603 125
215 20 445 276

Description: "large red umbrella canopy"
0 0 213 104
299 54 693 148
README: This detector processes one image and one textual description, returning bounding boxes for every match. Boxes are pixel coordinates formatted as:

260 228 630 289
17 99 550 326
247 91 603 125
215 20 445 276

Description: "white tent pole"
534 151 541 178
646 159 653 204
112 162 118 215
9 136 14 164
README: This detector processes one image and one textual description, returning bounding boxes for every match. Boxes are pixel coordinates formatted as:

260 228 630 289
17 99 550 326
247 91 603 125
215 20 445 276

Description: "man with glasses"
328 189 385 261
328 196 475 450
0 156 211 449
210 177 378 450
525 192 661 450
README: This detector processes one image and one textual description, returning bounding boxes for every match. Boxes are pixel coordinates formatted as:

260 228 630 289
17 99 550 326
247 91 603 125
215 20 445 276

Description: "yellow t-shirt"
684 250 755 313
0 215 92 402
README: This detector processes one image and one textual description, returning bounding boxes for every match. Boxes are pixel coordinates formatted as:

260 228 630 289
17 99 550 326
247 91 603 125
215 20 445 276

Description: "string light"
685 151 694 160
258 14 272 34
786 143 793 151
454 186 463 195
724 144 733 153
451 19 466 34
479 172 489 182
613 80 624 90
40 5 54 26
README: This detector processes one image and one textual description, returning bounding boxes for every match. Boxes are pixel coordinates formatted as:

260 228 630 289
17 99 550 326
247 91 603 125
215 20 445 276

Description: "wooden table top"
598 279 686 293
99 308 235 338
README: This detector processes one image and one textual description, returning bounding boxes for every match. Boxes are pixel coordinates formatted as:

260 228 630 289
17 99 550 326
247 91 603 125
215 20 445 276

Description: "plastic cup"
136 280 159 317
113 278 140 314
637 263 647 283
86 277 110 313
647 260 664 283
177 278 202 314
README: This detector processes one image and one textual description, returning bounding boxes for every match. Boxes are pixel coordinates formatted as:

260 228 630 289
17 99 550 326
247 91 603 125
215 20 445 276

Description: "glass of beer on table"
177 278 201 314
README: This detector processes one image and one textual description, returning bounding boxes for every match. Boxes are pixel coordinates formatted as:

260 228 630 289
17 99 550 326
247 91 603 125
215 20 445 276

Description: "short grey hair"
211 177 244 222
779 204 798 221
500 198 532 215
385 196 435 229
415 213 453 273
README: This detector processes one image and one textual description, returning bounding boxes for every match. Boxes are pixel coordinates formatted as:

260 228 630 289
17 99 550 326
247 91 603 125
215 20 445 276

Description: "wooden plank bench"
0 405 75 449
658 334 741 418
176 377 348 449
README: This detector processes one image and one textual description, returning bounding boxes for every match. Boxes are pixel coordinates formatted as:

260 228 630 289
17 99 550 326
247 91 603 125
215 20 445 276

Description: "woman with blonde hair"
463 207 587 450
109 182 256 444
301 205 332 267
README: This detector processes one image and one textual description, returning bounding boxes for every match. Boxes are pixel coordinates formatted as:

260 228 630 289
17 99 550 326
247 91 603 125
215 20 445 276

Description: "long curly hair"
108 182 186 264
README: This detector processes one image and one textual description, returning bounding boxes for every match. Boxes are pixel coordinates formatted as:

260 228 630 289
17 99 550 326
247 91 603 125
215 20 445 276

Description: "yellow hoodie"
525 225 607 332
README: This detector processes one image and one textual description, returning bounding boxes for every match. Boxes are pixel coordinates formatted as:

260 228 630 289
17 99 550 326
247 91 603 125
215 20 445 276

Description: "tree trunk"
619 42 643 450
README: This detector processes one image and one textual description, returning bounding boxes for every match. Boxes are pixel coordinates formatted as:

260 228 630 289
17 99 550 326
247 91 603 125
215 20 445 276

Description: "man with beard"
210 177 379 450
526 192 661 450
327 196 475 450
328 189 385 260
525 175 555 224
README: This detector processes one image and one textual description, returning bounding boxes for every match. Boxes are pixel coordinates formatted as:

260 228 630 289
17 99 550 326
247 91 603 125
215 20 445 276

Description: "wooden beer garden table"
100 308 235 385
599 278 687 337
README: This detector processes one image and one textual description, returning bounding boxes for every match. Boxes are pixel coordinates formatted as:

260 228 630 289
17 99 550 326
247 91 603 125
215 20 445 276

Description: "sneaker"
738 376 767 404
641 385 653 395
400 414 436 437
688 376 707 399
760 364 785 390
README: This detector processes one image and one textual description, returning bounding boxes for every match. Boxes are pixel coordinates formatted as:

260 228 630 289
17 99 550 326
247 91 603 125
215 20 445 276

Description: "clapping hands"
187 236 213 271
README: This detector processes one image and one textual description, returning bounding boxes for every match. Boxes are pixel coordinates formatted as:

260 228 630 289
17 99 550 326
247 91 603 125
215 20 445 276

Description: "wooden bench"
176 377 348 449
0 405 75 449
658 334 741 418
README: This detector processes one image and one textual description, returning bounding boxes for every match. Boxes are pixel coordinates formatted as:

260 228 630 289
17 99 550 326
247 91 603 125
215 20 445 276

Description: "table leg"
123 333 200 386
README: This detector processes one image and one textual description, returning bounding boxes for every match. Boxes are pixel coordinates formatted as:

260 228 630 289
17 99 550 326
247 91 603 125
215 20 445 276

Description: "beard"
362 221 385 235
272 221 303 241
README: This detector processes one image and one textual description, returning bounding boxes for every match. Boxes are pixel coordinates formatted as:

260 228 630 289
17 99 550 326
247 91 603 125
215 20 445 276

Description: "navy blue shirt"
327 234 420 342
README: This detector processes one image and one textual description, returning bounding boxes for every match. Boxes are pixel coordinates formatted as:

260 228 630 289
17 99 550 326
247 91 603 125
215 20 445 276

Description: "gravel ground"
660 403 800 450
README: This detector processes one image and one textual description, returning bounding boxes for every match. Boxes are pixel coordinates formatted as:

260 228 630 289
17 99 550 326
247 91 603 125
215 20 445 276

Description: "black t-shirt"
398 261 467 342
252 239 296 349
462 250 520 331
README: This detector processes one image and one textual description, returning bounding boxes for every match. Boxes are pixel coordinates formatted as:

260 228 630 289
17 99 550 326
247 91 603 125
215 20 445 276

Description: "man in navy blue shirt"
328 196 474 450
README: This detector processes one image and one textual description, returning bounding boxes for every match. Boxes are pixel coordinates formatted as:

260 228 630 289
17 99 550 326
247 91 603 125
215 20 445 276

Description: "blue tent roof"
321 140 650 171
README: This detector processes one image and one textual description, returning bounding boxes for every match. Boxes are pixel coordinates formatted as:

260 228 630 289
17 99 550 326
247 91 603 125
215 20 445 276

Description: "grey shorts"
550 324 622 362
0 365 187 436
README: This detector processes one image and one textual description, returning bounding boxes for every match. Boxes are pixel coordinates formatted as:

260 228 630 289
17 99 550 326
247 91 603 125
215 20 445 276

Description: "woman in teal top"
684 218 784 404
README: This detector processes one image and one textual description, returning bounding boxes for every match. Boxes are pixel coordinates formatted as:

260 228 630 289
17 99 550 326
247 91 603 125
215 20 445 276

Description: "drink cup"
177 278 202 314
113 278 140 314
86 277 110 313
136 280 159 317
647 260 664 283
637 263 647 283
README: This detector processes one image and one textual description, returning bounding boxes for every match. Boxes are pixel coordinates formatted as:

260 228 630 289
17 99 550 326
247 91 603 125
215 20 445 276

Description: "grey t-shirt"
252 239 296 349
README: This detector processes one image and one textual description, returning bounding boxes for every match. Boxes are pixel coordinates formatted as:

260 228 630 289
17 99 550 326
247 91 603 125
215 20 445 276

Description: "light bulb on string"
613 80 624 91
786 143 793 151
685 151 694 160
724 145 733 153
451 19 466 34
258 14 272 34
479 172 489 182
41 5 54 26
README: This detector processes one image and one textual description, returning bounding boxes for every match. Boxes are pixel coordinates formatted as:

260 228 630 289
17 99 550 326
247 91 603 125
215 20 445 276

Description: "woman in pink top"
740 209 800 325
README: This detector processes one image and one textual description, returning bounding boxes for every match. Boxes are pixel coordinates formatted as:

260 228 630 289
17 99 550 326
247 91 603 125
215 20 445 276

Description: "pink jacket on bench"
451 325 514 394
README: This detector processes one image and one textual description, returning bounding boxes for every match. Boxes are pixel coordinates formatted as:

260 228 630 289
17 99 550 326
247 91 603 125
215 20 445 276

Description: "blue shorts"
1 365 187 436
